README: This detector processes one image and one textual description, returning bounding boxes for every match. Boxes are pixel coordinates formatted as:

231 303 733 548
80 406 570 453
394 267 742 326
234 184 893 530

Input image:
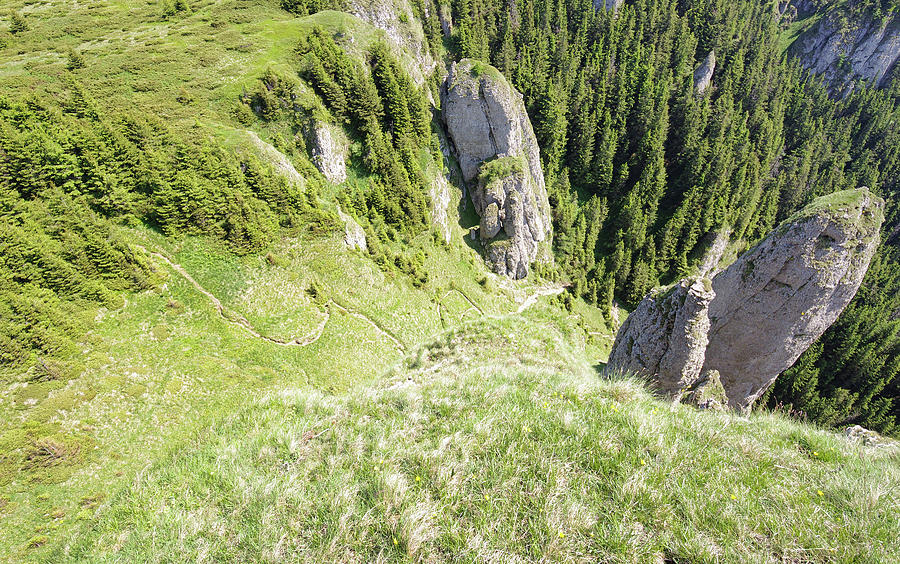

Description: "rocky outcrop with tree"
787 9 900 97
440 59 551 279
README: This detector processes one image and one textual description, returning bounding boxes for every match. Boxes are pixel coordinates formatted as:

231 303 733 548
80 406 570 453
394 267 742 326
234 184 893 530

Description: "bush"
9 12 26 34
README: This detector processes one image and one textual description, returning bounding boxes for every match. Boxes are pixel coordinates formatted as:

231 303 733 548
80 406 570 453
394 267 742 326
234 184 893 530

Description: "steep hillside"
1 0 900 560
782 0 900 97
57 315 900 562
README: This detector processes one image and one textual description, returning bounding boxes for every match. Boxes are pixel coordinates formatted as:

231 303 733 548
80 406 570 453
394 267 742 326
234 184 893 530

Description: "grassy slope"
0 0 897 561
58 312 900 562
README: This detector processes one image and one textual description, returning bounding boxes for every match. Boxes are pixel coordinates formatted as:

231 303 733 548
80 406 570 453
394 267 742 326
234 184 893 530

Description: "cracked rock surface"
606 277 715 397
607 188 883 412
703 188 883 410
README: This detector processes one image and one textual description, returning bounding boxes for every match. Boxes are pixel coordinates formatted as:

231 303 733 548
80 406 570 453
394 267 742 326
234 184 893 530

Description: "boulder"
682 369 728 411
441 59 551 279
337 206 366 251
693 51 716 95
606 277 715 397
703 188 884 410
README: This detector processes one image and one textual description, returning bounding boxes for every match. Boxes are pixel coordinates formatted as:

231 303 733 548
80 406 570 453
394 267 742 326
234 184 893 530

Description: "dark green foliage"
8 12 26 34
279 0 343 16
66 50 86 71
289 28 432 233
0 81 336 376
444 0 900 433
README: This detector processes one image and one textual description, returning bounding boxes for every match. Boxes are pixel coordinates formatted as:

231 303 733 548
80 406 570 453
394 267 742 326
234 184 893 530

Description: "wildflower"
558 531 565 538
813 451 819 457
640 458 646 466
730 494 737 500
817 490 824 497
393 537 398 546
415 475 421 482
484 493 489 501
543 402 548 408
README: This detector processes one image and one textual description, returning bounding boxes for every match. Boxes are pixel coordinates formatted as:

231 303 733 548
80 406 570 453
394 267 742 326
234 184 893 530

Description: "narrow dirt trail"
516 286 565 314
138 245 405 351
139 245 565 354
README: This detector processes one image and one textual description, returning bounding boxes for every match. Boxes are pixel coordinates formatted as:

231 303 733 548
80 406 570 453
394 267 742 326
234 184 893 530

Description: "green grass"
0 221 605 561
49 314 900 562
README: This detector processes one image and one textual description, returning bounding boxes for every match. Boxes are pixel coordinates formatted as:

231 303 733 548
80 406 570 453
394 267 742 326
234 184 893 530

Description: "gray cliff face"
703 188 883 410
606 277 715 398
348 0 436 87
693 51 716 94
306 121 347 185
788 11 900 97
441 59 551 279
607 189 883 412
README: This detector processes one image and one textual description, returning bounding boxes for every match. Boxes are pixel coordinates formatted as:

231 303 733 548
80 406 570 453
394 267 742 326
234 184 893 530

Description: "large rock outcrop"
607 188 883 411
441 59 551 279
787 10 900 97
348 0 436 87
703 188 883 410
693 51 716 95
606 277 715 397
306 121 347 185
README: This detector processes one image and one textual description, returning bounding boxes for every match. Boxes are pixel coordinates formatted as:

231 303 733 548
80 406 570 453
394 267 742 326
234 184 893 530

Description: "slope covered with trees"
428 0 900 432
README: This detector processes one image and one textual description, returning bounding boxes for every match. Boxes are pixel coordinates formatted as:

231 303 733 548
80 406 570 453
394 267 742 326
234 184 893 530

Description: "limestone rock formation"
787 11 900 97
606 277 715 397
441 59 551 279
608 189 882 412
306 121 347 185
682 370 728 411
693 51 716 94
703 188 884 410
429 171 453 244
348 0 436 87
245 131 306 189
337 206 367 251
593 0 624 13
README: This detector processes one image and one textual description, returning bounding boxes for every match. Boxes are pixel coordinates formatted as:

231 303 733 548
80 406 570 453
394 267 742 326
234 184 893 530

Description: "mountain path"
139 245 564 354
138 245 404 351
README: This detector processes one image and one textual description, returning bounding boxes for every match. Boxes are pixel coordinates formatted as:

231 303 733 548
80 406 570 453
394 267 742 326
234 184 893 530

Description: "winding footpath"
138 245 564 355
137 245 404 351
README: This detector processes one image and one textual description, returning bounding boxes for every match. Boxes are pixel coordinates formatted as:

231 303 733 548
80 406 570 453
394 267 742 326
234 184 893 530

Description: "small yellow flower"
813 451 819 457
558 531 565 538
817 490 824 497
730 494 737 500
393 537 398 546
484 493 490 501
640 458 646 466
415 475 421 482
543 402 548 408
